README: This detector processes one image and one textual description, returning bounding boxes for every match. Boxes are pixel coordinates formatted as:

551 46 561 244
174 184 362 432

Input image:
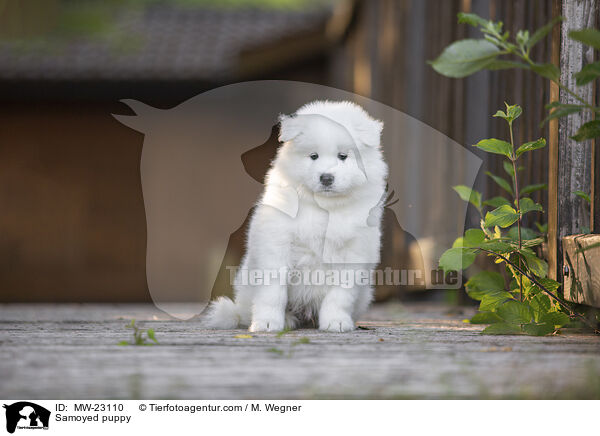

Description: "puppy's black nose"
320 173 334 187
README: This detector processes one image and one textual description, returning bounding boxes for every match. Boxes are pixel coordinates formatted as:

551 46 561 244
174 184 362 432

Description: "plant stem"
509 122 524 302
520 55 594 110
477 248 599 333
483 22 596 112
557 82 594 109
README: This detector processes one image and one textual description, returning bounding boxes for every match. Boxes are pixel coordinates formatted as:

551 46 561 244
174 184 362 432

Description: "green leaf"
473 138 513 157
457 12 489 28
519 197 543 214
439 247 477 272
507 226 537 241
530 293 551 322
516 29 530 48
531 63 560 82
480 239 517 253
541 104 582 126
469 311 504 324
452 237 465 248
479 291 514 311
571 120 600 141
493 104 522 124
482 323 522 335
520 183 547 195
465 229 485 241
523 323 555 336
483 196 511 208
430 39 500 78
505 103 523 121
147 328 157 343
541 311 570 327
569 28 600 50
516 138 546 157
522 237 544 249
452 185 482 209
535 222 548 233
486 171 514 195
455 229 486 248
493 109 507 119
527 16 564 48
535 277 561 293
465 270 505 300
520 249 548 278
509 277 522 294
117 341 130 346
503 161 515 178
574 190 591 204
575 61 600 85
487 60 529 70
497 300 532 324
545 101 562 110
467 270 505 291
485 205 519 228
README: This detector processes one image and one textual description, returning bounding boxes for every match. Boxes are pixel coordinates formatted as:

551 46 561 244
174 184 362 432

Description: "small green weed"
117 319 159 346
266 336 311 357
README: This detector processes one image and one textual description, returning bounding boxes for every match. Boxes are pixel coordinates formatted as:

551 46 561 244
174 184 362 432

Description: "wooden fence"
334 0 600 305
331 0 581 280
1 0 596 303
335 0 554 221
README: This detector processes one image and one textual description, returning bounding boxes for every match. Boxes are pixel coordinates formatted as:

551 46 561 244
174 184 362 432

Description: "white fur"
203 101 388 332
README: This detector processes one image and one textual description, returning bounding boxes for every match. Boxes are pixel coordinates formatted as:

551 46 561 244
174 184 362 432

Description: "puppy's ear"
356 117 383 147
278 114 303 143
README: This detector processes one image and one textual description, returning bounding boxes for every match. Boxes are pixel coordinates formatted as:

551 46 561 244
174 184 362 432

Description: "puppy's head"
277 101 385 197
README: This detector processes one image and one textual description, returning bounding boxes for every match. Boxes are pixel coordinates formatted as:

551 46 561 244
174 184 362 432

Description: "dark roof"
0 4 334 81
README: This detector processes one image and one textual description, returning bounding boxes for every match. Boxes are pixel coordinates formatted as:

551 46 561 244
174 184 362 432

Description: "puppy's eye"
338 153 348 161
309 153 319 160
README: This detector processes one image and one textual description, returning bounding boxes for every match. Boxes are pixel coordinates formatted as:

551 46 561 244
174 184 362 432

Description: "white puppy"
204 101 388 332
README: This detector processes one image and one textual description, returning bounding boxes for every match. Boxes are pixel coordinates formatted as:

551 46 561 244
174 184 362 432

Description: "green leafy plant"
430 12 600 142
439 103 596 335
117 319 159 346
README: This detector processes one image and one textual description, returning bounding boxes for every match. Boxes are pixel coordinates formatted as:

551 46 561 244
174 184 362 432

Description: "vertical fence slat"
554 0 597 276
548 0 562 280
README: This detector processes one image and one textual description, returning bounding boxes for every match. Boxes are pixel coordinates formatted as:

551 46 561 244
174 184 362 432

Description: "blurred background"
0 0 553 303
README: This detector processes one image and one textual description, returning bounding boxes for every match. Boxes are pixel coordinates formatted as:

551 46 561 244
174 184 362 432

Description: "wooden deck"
1 302 599 399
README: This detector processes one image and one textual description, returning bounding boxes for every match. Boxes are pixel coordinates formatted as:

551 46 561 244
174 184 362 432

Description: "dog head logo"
112 81 481 318
3 402 50 434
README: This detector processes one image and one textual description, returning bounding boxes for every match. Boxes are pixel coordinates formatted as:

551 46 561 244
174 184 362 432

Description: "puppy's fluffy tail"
201 297 241 329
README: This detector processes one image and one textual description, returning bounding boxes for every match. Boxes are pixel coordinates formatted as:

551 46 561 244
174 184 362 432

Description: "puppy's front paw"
249 318 285 332
319 315 355 332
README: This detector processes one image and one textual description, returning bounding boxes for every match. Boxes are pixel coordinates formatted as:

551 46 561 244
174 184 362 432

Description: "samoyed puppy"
204 101 388 332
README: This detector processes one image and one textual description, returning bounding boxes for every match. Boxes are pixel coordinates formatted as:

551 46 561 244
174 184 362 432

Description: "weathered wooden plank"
1 303 599 399
557 0 596 235
549 0 598 280
563 234 600 308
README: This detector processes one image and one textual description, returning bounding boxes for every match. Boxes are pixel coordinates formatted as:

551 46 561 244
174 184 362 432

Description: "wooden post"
549 0 597 280
547 0 561 281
